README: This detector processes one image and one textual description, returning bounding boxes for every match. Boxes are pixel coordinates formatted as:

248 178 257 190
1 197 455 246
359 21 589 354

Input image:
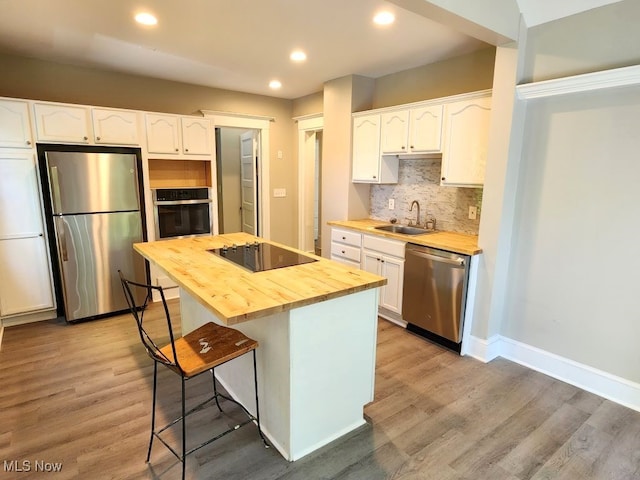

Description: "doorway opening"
297 115 323 255
215 127 260 235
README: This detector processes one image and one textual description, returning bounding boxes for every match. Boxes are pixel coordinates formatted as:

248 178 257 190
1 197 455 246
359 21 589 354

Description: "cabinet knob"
402 146 406 150
96 136 101 141
83 136 88 140
441 177 446 181
410 145 414 149
341 236 346 240
175 148 179 152
341 250 345 254
372 175 377 179
26 140 31 145
185 148 189 152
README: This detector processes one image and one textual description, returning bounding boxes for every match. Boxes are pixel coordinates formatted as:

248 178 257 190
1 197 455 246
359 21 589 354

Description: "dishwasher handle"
406 248 466 267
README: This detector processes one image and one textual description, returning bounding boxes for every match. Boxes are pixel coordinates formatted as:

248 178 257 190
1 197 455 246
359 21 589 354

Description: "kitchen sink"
374 224 434 235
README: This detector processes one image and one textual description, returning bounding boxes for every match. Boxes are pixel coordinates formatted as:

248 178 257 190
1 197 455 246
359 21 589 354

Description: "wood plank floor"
1 300 639 479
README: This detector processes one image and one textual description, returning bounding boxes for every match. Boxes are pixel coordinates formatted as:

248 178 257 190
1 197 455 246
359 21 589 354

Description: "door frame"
295 113 323 252
201 111 271 238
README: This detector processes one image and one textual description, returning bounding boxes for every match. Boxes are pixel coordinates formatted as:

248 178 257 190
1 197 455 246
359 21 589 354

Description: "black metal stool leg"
146 362 158 462
211 369 223 412
181 376 186 480
253 350 268 447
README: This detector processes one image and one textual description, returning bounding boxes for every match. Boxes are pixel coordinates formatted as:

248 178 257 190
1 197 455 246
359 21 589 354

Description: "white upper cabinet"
181 118 212 155
145 114 213 156
352 114 381 182
352 113 399 184
92 108 140 145
441 95 491 187
0 98 33 148
409 104 443 154
33 102 92 144
380 105 443 155
145 113 181 154
380 110 409 154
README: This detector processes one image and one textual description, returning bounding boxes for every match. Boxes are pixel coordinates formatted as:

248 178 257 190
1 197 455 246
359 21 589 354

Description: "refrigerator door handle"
50 166 62 214
56 217 68 262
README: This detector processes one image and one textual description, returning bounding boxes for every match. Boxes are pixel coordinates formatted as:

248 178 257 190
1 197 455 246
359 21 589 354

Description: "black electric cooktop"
209 242 317 272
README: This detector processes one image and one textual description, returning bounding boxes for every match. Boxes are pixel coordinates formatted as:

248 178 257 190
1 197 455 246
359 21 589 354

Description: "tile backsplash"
370 158 482 235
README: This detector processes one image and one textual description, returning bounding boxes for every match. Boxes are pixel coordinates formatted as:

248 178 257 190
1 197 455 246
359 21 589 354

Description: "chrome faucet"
409 200 421 227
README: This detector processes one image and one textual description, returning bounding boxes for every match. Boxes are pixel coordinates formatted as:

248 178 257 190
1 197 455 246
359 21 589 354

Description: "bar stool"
118 271 267 480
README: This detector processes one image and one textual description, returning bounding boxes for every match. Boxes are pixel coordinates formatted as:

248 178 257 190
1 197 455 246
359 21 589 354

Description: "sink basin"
374 224 433 235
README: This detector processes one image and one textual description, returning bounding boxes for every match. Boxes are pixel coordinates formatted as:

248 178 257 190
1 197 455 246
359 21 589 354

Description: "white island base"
179 287 379 461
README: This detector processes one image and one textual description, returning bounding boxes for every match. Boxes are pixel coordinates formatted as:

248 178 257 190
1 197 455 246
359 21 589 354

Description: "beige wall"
0 52 299 246
292 92 323 118
522 0 640 82
372 47 496 108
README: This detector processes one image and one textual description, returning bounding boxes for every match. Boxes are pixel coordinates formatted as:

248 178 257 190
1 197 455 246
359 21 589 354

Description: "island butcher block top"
134 232 386 325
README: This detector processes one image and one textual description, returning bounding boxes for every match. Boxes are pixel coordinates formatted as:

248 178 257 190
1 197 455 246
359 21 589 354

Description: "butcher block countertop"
328 219 482 256
134 232 386 325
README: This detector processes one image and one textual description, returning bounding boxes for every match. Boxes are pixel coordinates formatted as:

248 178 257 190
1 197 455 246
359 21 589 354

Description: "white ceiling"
0 0 624 100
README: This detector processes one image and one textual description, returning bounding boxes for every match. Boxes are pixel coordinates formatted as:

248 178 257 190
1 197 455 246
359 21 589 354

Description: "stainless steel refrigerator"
43 149 146 321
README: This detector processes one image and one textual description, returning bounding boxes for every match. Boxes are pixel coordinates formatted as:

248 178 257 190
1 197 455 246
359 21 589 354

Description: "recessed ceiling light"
269 80 282 90
373 11 395 26
290 50 307 62
135 12 158 26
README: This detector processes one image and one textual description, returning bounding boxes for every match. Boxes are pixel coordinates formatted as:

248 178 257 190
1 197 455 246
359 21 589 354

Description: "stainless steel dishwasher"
402 243 470 352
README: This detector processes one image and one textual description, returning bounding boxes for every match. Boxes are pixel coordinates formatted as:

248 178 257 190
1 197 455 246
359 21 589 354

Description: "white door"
240 130 258 235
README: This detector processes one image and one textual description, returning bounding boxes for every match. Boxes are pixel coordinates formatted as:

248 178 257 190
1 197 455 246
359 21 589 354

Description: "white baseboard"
467 334 640 413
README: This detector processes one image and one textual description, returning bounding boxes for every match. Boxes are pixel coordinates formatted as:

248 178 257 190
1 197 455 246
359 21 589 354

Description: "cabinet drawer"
330 255 361 269
330 242 361 263
331 228 362 247
362 234 405 259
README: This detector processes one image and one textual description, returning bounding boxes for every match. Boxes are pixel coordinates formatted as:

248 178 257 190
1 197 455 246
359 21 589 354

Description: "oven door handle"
153 199 211 206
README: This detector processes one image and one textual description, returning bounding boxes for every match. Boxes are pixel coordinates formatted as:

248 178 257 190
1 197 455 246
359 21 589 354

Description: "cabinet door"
0 99 33 148
441 96 491 187
181 118 212 155
92 108 140 145
34 103 91 143
380 255 404 314
361 250 381 276
0 153 45 237
145 114 181 154
352 114 381 182
409 105 443 153
0 236 55 316
380 110 409 154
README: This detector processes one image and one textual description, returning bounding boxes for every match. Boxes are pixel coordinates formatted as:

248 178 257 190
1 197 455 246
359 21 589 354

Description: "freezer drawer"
53 211 145 321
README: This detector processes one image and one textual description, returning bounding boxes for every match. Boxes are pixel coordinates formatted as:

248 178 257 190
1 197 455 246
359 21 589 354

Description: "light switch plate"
468 206 478 220
388 199 395 210
273 188 286 198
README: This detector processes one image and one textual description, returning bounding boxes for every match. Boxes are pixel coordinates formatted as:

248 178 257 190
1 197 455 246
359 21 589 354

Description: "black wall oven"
152 187 212 239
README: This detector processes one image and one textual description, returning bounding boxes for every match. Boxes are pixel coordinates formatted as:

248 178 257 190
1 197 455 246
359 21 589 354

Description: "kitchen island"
133 232 386 461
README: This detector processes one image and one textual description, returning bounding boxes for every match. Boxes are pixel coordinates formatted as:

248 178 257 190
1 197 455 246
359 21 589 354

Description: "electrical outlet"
388 199 395 210
468 206 478 220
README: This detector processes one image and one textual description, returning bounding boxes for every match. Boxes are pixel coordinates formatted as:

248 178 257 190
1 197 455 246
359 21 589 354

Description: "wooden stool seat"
160 322 259 378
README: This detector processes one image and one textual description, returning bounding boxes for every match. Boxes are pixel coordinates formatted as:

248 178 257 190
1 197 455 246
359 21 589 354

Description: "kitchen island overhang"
133 233 386 461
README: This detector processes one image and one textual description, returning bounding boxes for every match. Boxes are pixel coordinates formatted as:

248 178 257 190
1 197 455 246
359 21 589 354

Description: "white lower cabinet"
0 236 54 316
361 234 405 314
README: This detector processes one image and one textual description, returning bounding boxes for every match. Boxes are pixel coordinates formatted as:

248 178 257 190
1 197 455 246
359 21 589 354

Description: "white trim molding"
200 110 271 239
516 64 640 100
466 334 640 413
